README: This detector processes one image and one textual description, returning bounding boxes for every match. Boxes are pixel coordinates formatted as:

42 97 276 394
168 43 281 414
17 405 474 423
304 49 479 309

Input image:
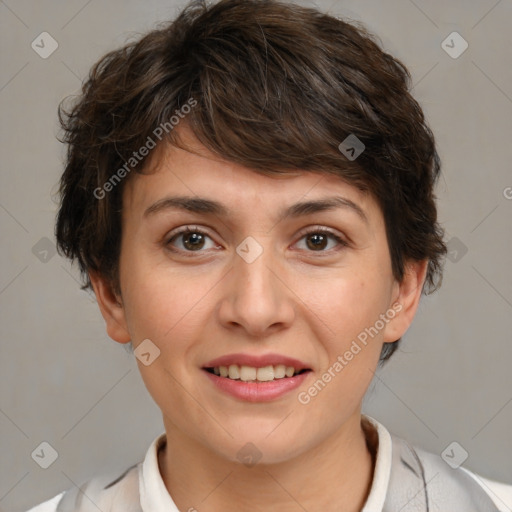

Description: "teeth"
228 364 240 380
274 364 286 378
256 365 274 382
213 364 301 382
240 366 257 382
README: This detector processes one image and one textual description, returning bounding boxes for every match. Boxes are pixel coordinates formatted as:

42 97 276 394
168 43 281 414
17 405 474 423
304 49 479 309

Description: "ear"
89 271 131 344
382 259 429 343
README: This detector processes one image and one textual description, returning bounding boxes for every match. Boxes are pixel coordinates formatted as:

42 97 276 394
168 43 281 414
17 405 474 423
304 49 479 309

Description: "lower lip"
203 370 311 402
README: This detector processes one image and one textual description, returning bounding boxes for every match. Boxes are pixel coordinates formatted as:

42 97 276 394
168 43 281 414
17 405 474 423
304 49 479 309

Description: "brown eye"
166 227 217 253
306 233 329 251
296 228 347 253
181 231 206 251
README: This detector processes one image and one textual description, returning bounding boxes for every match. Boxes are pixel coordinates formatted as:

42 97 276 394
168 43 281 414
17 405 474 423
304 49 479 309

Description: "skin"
91 126 427 512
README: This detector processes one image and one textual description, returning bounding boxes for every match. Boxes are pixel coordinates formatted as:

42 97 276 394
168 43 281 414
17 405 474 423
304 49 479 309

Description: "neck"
158 412 376 512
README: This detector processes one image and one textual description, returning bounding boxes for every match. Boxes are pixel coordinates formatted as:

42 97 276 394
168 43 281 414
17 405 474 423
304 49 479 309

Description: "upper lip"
203 353 311 371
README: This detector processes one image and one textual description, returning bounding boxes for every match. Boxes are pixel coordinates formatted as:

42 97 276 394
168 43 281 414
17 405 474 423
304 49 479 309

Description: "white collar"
361 415 392 512
139 414 393 511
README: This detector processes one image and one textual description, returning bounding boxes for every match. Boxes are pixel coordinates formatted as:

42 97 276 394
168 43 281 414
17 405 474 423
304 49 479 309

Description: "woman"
29 0 511 510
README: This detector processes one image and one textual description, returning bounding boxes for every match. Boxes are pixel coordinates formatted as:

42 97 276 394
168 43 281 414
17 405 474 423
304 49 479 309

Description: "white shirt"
27 415 512 511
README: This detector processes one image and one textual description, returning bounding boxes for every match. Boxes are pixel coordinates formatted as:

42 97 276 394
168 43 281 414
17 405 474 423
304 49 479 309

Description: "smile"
202 353 312 402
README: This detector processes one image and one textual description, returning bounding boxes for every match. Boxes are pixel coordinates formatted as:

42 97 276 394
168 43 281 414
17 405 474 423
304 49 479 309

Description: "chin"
210 426 312 467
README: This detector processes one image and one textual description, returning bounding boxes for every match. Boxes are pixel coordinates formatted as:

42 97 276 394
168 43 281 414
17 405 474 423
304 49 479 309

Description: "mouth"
201 353 312 402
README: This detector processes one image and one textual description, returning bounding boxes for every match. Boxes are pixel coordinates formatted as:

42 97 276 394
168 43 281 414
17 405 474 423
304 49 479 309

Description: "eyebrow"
143 195 368 224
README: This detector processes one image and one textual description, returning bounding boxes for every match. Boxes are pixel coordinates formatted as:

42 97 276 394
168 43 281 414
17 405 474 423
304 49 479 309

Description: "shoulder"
26 492 64 512
25 432 167 512
461 469 512 511
25 464 141 512
386 434 511 512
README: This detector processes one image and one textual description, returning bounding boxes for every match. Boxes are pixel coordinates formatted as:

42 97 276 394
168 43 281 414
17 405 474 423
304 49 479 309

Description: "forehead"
122 128 382 227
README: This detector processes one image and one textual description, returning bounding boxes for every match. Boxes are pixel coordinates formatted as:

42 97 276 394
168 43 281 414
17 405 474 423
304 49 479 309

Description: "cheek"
120 267 207 408
307 273 389 343
297 276 387 419
300 272 392 409
120 257 214 359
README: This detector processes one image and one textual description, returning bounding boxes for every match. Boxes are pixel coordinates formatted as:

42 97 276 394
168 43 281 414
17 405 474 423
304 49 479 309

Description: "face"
92 127 426 465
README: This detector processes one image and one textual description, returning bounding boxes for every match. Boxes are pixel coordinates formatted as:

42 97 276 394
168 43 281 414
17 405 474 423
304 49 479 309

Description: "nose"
216 238 296 338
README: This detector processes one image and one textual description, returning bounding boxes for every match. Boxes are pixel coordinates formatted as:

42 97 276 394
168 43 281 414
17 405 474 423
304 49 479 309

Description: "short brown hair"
55 0 447 362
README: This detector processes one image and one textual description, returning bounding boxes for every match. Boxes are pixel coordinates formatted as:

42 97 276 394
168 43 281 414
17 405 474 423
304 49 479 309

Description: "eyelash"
165 225 348 256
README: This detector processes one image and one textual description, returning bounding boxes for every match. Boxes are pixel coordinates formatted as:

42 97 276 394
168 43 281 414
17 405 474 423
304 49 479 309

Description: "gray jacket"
51 434 500 511
382 434 500 511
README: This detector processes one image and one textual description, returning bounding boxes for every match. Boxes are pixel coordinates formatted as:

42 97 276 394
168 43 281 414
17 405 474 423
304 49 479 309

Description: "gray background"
1 0 511 510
